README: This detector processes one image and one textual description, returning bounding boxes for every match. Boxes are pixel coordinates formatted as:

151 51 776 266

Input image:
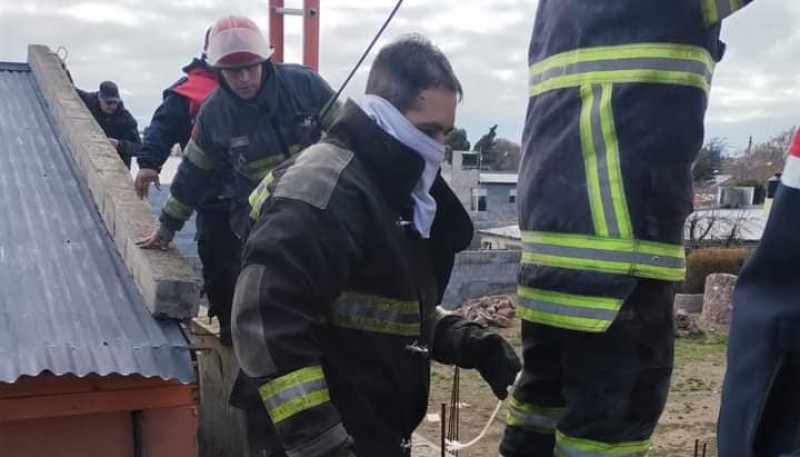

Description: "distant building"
443 150 519 233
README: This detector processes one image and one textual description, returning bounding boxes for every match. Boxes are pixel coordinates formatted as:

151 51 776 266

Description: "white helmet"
206 15 273 69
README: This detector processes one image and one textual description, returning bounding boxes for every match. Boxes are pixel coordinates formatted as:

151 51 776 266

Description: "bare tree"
685 209 762 251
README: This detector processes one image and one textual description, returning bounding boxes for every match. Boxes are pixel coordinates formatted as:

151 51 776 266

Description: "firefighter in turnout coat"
232 36 522 457
501 1 756 456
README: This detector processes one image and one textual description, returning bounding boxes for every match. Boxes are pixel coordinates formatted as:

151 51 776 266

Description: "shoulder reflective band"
249 172 275 220
522 231 686 282
507 396 564 434
327 292 420 337
517 286 622 333
259 366 330 424
241 154 285 181
184 139 217 171
579 83 632 239
703 0 745 27
163 194 193 222
555 430 650 457
529 43 715 97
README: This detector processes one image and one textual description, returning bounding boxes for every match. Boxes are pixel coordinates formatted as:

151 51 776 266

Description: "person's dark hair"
366 34 462 112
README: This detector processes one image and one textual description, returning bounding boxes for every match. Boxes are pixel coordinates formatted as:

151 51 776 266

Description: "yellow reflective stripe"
241 155 284 182
529 44 714 77
532 70 710 98
529 42 716 97
598 84 632 238
518 286 621 311
579 85 608 236
517 286 621 333
184 140 216 171
507 396 564 433
517 306 612 333
703 0 745 26
522 232 684 258
248 172 275 220
258 366 330 424
245 155 285 171
327 315 419 337
556 430 650 457
523 252 684 282
326 292 420 337
521 232 686 281
163 195 192 221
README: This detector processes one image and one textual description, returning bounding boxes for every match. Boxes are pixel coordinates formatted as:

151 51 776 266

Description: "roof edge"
26 44 199 320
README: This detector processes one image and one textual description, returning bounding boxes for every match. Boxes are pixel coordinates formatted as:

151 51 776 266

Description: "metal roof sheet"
0 63 194 384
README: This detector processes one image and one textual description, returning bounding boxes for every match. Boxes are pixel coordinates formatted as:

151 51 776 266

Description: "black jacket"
77 89 141 168
232 101 479 457
718 181 800 457
158 61 337 240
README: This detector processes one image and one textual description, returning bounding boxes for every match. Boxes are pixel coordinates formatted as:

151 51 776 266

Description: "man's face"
99 98 119 115
404 87 457 144
221 63 263 101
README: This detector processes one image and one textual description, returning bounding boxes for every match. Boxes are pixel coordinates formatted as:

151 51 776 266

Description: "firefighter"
132 29 235 340
76 80 141 168
136 15 338 340
232 35 521 457
501 2 755 456
718 128 800 457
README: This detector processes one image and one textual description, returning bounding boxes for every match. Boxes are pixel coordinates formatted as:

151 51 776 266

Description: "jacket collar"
326 100 474 252
326 100 424 215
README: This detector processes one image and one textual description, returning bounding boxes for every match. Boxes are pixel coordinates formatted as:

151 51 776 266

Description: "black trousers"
196 207 241 340
501 279 674 457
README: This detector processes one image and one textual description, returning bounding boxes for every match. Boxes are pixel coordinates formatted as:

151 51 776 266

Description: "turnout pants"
500 279 674 457
196 206 241 341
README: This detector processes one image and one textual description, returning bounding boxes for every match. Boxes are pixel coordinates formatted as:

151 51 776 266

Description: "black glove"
433 316 521 400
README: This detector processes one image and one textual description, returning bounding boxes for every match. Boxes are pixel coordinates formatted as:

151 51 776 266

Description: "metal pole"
303 0 320 71
269 0 285 63
440 402 447 457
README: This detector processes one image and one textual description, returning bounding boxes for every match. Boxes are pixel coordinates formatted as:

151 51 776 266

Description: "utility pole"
268 0 320 71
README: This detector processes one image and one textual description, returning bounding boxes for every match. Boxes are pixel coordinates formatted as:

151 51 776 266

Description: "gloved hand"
432 316 521 400
469 327 521 399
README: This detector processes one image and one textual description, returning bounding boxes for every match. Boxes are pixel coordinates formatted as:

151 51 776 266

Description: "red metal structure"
269 0 320 71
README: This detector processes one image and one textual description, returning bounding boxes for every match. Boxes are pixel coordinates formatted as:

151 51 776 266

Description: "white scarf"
354 95 445 238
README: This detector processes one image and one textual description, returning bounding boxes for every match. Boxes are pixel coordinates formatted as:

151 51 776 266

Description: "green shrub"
682 248 751 294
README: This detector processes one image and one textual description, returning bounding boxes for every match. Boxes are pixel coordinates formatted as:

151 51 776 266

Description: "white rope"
445 397 504 451
445 371 522 452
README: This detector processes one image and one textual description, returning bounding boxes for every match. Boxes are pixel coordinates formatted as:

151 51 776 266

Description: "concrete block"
28 44 199 320
191 311 247 457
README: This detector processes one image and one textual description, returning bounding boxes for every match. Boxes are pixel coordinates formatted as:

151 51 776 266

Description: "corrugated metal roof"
0 63 194 384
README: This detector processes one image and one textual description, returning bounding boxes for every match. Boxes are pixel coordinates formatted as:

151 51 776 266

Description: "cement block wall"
191 315 248 457
442 250 520 309
27 45 199 319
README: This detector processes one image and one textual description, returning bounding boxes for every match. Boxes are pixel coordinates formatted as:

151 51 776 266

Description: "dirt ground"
417 318 728 456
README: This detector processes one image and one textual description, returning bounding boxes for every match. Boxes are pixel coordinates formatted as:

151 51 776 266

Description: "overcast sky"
0 0 795 153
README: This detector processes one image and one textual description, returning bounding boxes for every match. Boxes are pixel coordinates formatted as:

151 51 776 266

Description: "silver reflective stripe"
531 57 712 88
524 243 685 270
262 378 327 413
509 408 558 431
518 296 619 322
332 301 419 324
589 84 619 238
